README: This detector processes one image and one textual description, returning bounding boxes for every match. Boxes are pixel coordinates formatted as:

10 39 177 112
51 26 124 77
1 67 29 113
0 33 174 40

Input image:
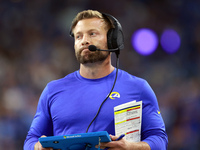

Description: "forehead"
73 18 106 33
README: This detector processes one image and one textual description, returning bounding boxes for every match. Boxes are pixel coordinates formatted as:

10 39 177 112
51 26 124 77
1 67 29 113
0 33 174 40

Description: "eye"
90 32 96 36
75 35 81 39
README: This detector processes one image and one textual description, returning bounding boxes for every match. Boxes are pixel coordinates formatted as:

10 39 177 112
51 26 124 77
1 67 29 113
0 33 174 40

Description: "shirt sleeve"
23 85 53 150
140 80 168 150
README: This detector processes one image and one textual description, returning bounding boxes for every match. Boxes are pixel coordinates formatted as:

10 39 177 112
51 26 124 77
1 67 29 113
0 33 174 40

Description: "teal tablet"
39 131 111 150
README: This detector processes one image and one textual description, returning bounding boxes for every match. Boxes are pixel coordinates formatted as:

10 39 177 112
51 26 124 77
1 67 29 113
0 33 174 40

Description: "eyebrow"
74 29 99 36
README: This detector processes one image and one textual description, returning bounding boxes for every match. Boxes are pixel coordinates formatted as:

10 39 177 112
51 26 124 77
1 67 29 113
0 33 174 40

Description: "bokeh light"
131 28 159 55
160 29 181 54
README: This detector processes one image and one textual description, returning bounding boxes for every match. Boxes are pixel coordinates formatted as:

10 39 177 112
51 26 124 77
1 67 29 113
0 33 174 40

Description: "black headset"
70 12 124 52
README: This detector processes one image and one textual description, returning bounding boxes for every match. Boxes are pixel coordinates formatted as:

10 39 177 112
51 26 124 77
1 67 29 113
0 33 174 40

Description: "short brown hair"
70 10 113 37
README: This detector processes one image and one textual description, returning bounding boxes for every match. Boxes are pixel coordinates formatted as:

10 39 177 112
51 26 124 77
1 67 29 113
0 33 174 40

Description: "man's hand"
98 134 151 150
34 135 53 150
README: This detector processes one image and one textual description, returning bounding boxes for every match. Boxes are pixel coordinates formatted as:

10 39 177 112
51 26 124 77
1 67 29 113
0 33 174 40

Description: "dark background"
0 0 200 149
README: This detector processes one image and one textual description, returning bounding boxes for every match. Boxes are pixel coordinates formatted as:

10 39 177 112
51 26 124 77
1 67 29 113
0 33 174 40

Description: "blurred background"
0 0 200 149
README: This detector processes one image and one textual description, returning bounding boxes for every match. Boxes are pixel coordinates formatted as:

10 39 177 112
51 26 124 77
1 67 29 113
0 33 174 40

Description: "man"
24 10 168 150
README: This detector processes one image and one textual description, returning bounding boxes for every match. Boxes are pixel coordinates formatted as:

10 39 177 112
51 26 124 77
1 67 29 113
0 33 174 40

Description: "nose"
81 34 90 46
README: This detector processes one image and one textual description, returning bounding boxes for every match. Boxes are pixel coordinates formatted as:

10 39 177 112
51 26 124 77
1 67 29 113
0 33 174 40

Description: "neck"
79 56 114 79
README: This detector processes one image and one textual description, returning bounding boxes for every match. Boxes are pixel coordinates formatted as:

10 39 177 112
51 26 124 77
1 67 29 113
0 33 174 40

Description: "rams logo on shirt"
109 92 120 99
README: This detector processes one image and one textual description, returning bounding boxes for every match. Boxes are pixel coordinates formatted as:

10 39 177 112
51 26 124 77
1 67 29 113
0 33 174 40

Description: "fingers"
98 135 126 149
40 135 53 150
95 144 107 150
34 135 53 150
34 141 43 150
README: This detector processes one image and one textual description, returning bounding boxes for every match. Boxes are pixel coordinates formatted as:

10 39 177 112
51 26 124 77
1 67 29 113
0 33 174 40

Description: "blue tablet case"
39 131 111 150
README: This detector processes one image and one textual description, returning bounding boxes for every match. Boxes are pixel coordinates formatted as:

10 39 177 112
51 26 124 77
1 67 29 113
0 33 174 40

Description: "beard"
76 49 109 64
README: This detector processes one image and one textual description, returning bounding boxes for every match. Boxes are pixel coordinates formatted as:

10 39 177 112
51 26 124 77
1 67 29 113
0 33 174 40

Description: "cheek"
102 35 108 48
74 45 78 56
102 39 108 49
74 41 79 50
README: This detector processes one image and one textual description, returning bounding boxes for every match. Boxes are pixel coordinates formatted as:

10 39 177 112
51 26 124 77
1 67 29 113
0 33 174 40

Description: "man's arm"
140 80 168 149
24 86 53 150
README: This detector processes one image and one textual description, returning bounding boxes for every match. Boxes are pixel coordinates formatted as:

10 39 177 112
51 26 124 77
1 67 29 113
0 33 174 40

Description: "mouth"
82 48 89 52
80 47 93 53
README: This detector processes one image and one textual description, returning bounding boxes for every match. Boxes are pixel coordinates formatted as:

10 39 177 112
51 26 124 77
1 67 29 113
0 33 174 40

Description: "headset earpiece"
102 13 124 51
107 28 115 49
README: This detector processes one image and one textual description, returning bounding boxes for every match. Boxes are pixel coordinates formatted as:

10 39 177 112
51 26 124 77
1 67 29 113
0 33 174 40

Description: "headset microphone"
88 45 119 52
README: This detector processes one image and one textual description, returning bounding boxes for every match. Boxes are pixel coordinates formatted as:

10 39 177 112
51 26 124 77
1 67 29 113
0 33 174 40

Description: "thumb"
41 135 47 138
109 134 119 141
